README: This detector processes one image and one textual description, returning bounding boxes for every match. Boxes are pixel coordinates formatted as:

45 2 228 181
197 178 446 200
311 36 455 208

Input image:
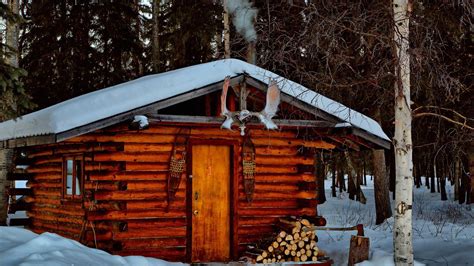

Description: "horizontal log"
34 173 62 181
26 164 61 174
70 134 176 143
255 174 314 183
238 225 275 235
7 172 34 181
113 248 185 261
28 212 86 225
89 171 168 181
126 200 186 210
252 138 335 149
8 218 30 226
30 220 83 235
238 216 278 226
125 162 170 171
126 218 187 229
84 201 125 211
239 199 316 209
255 146 298 156
238 207 316 216
125 143 175 152
88 209 186 221
24 149 54 158
94 152 171 163
85 231 114 241
256 166 298 174
8 188 33 196
93 190 185 201
30 206 85 216
24 196 60 205
32 188 61 197
28 181 61 189
113 227 186 239
85 162 124 172
120 237 186 250
255 156 313 165
238 190 317 200
238 183 299 192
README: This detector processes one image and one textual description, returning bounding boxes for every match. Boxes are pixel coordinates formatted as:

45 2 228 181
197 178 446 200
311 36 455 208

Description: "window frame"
62 155 85 201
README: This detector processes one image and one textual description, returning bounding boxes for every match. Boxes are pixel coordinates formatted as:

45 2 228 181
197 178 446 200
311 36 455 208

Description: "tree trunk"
331 156 337 197
430 169 436 193
0 149 13 225
6 0 20 68
223 0 231 59
454 158 460 201
345 151 366 204
373 109 392 224
469 146 474 204
152 0 161 72
315 152 326 204
393 0 414 264
373 149 392 225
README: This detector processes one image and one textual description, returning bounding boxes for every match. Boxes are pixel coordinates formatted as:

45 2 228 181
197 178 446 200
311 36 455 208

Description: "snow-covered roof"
0 59 389 142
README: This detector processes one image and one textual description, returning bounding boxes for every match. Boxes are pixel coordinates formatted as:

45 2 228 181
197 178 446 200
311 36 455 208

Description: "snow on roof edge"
0 58 390 142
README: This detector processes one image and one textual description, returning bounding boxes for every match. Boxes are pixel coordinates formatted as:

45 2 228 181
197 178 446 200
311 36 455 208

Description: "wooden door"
191 145 231 262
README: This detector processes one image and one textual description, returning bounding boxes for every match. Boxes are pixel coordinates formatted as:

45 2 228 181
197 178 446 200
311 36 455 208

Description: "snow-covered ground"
0 227 185 266
318 177 474 266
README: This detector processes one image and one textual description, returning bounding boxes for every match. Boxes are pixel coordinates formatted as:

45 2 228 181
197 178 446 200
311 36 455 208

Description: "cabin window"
62 156 84 200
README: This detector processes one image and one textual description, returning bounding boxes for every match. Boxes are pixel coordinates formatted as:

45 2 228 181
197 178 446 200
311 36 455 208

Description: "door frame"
186 138 239 262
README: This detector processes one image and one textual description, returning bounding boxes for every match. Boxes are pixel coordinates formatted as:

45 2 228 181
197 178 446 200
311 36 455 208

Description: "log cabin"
0 59 390 262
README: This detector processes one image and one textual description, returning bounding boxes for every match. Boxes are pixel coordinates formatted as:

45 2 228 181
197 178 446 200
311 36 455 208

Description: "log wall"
22 122 332 261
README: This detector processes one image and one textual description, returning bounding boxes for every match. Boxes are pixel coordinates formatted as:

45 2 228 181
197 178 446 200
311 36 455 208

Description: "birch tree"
392 0 413 264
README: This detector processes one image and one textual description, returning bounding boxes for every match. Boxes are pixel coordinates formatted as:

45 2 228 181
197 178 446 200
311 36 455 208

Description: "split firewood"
301 254 308 262
294 232 300 240
246 216 322 263
301 219 311 227
298 240 305 248
268 245 274 253
279 231 287 238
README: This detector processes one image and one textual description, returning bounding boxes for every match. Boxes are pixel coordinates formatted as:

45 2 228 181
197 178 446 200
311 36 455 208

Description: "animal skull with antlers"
220 76 281 135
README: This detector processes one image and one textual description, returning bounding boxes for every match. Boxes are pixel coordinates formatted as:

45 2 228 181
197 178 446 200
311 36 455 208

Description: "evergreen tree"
0 2 34 121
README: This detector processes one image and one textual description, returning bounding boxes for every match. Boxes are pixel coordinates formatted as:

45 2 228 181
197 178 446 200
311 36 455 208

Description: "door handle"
193 210 199 216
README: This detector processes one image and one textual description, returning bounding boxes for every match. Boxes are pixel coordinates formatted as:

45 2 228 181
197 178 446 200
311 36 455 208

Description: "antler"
220 76 234 129
258 79 281 129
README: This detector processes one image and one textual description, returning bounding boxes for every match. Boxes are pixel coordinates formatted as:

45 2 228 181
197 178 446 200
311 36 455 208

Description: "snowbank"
0 227 185 266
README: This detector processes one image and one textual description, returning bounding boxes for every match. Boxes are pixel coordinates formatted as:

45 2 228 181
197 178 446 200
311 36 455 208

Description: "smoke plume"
226 0 258 43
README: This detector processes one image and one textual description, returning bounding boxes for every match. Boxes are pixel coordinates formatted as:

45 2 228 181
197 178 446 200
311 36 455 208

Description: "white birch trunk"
0 149 13 225
393 0 413 265
6 0 20 68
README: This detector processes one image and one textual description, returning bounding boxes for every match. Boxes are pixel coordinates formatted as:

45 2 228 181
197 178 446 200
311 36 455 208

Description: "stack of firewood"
247 217 321 263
